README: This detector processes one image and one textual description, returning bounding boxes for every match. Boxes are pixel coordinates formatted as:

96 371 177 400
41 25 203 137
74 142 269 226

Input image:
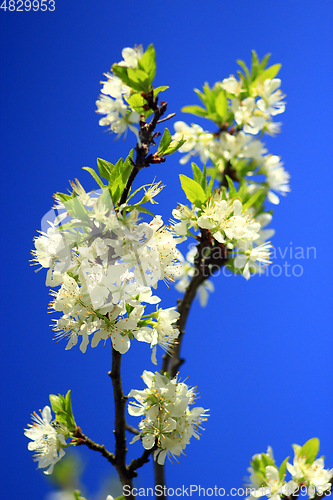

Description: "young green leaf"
153 86 169 96
300 438 320 464
215 91 228 121
181 105 208 118
97 158 115 181
251 50 260 80
201 163 207 192
157 128 172 155
179 174 207 206
82 167 105 189
279 456 290 481
251 64 281 93
242 188 264 212
138 44 156 83
127 67 150 93
64 197 91 223
191 162 203 185
225 175 238 199
237 59 250 81
259 53 271 72
207 168 217 197
56 191 75 203
163 138 186 156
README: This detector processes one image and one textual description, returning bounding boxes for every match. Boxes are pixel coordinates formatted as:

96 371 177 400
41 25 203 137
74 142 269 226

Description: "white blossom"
173 121 215 164
128 371 209 464
262 155 290 204
24 406 67 475
257 79 286 117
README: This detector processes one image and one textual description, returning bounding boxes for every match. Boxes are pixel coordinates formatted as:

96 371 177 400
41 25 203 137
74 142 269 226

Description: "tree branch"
163 229 229 377
119 94 168 206
72 427 115 465
128 448 154 475
108 348 135 497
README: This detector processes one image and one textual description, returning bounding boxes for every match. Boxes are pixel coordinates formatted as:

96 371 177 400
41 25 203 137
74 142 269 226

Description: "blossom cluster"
128 371 209 465
246 443 333 500
169 58 290 284
31 182 182 361
96 47 142 139
173 73 289 207
172 190 273 280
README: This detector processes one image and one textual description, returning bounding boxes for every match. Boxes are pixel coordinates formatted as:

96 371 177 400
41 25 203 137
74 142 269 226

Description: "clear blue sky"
1 1 332 499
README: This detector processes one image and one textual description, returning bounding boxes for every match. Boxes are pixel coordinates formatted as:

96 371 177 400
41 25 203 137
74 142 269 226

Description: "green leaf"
49 394 63 415
181 105 207 118
179 174 207 206
259 53 271 72
237 59 250 81
82 167 105 189
97 158 115 181
251 64 281 93
251 50 260 80
126 204 155 217
191 162 203 185
56 191 75 202
163 138 186 156
157 128 172 155
154 86 169 96
74 491 87 500
201 163 207 192
138 44 156 83
110 151 133 204
112 65 132 87
279 456 290 481
261 453 276 469
259 63 281 82
207 169 217 197
242 188 264 212
300 438 319 464
215 91 228 121
126 92 146 113
112 64 150 93
127 67 150 93
64 197 91 223
225 175 238 199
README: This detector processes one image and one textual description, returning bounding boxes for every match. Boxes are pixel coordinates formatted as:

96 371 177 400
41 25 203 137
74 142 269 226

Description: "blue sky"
1 1 332 499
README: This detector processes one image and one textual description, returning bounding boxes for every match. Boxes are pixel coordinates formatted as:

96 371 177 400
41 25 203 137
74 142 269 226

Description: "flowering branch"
25 45 332 500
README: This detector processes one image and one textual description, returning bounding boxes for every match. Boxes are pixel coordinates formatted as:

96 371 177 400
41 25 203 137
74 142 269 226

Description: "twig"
157 113 176 124
72 427 115 465
125 422 140 435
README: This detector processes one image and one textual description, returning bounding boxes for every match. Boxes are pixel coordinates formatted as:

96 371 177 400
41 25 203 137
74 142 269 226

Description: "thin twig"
157 113 176 124
72 427 115 465
125 422 140 435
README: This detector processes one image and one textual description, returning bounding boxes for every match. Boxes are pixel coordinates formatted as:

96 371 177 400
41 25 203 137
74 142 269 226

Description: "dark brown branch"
72 427 115 465
108 348 136 498
154 461 167 500
163 229 229 377
128 448 154 475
